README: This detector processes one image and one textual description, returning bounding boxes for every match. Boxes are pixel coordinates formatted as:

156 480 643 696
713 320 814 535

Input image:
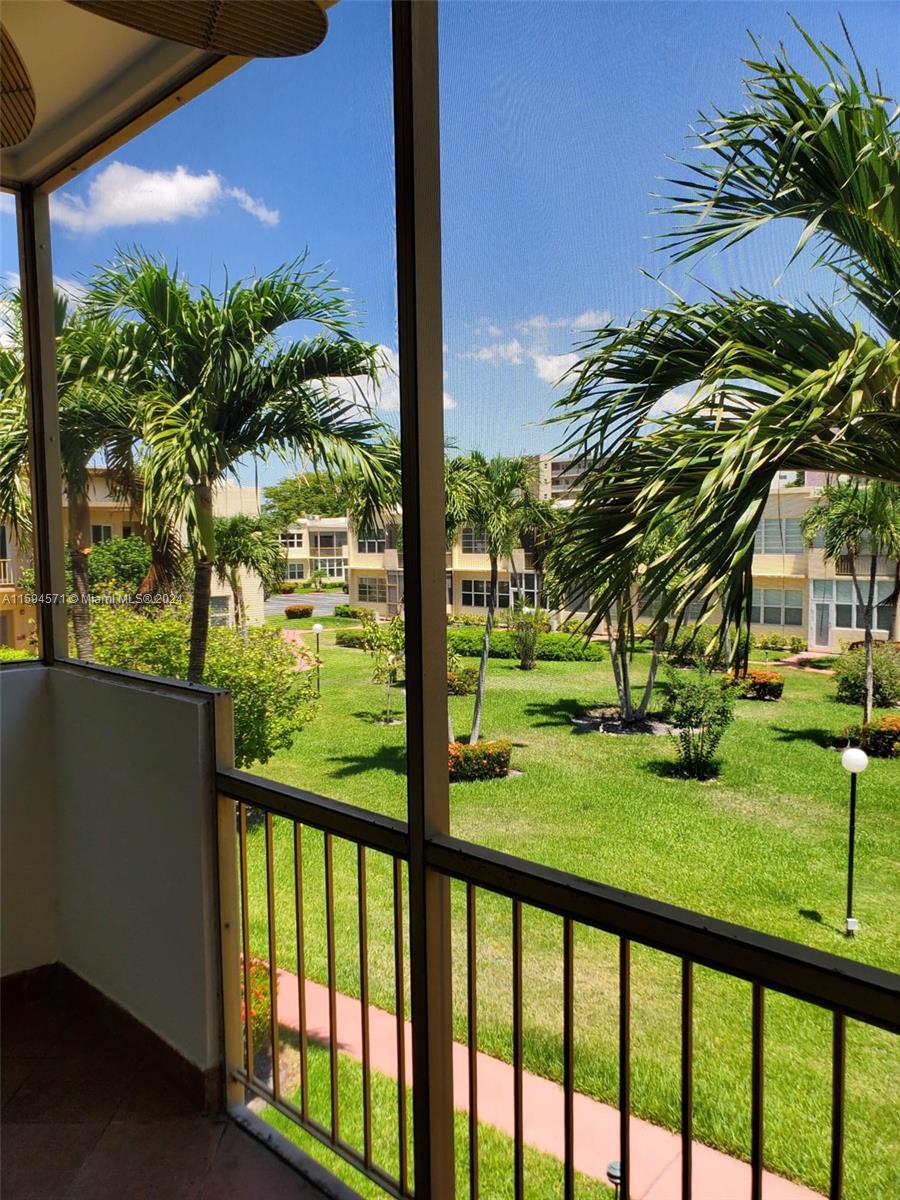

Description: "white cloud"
227 186 279 227
469 338 525 366
530 351 579 385
49 162 280 233
329 345 455 415
443 391 457 410
54 276 88 305
570 308 610 331
648 387 699 419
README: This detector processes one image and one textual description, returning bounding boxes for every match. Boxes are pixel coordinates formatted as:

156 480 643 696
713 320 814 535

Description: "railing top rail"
427 835 900 1033
216 767 409 858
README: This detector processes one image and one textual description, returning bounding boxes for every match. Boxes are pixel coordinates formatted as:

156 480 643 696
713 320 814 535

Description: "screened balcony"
2 4 898 1200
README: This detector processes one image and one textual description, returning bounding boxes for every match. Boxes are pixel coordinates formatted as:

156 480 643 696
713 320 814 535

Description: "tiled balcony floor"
1 992 329 1199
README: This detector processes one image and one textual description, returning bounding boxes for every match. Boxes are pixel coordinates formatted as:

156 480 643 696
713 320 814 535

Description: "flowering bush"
284 604 314 619
666 668 735 778
447 668 479 695
449 739 512 782
725 668 785 700
838 714 900 758
240 956 273 1057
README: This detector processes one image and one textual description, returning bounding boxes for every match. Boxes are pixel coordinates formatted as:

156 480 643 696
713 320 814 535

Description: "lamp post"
312 622 323 696
606 1160 621 1199
840 746 868 936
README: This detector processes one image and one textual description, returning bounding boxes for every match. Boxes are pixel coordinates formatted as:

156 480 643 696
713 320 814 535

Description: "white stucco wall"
1 661 225 1073
0 664 59 974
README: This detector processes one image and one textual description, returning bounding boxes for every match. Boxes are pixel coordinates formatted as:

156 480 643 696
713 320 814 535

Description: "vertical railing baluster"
467 883 479 1200
324 832 339 1140
681 959 693 1200
512 899 524 1200
238 803 253 1076
751 983 765 1200
563 917 575 1200
264 812 280 1099
393 857 409 1194
619 938 631 1200
293 822 309 1121
358 844 373 1168
831 1011 846 1200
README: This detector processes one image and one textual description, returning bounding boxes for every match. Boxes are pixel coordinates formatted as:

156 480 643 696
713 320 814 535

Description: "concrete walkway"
274 969 822 1200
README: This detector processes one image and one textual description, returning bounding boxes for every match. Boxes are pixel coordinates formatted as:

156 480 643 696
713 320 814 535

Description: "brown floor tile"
201 1122 329 1199
1 999 74 1059
2 1056 135 1124
66 1119 225 1200
0 1121 106 1200
115 1066 211 1123
1 1057 33 1105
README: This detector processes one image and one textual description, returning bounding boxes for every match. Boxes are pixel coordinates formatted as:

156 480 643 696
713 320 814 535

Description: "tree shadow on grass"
798 907 845 937
770 726 836 750
639 759 723 781
523 697 598 732
328 744 407 778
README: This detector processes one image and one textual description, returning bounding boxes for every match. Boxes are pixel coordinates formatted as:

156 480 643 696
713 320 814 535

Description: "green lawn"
262 1042 611 1198
265 613 361 632
243 635 899 1198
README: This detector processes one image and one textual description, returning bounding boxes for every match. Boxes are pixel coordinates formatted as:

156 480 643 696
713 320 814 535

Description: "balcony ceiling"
1 0 332 191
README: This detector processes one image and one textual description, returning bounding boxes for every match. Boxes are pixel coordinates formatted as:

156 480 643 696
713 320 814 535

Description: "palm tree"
87 251 385 682
552 22 900 651
0 288 140 660
212 515 284 635
802 480 900 721
447 453 554 743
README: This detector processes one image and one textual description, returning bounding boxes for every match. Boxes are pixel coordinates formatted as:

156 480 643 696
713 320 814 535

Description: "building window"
285 563 305 580
446 571 453 605
358 577 387 603
121 524 136 538
91 525 113 544
280 531 303 548
461 528 488 554
313 559 346 579
312 531 347 552
515 572 541 607
357 530 386 554
754 518 804 554
750 587 804 626
834 579 893 631
210 596 230 627
461 579 510 608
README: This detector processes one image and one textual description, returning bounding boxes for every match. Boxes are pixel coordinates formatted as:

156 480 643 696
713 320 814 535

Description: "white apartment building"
279 516 350 583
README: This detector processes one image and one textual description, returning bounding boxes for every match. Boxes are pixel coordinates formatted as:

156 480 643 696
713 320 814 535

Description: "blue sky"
2 1 897 484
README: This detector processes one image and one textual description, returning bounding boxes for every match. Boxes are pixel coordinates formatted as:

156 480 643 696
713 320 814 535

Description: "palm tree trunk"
188 484 214 684
470 555 497 743
863 552 878 724
606 611 624 708
230 567 247 638
448 710 455 744
619 622 634 721
636 621 668 719
890 560 900 642
69 492 94 661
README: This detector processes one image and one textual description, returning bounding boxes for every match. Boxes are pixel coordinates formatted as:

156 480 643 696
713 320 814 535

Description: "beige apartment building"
345 466 897 652
279 516 350 584
0 473 267 649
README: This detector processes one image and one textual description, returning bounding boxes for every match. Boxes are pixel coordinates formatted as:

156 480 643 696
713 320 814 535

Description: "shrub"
788 636 808 653
334 604 368 620
833 643 900 709
510 607 542 670
0 646 32 661
448 739 512 782
284 604 314 619
336 629 367 649
838 714 900 758
724 668 785 700
446 626 603 662
91 606 316 767
279 582 299 594
88 536 152 593
241 956 274 1058
666 668 736 779
668 624 753 667
447 667 479 695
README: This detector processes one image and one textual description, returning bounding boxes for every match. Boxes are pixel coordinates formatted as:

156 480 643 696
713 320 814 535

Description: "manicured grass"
243 637 899 1197
265 614 361 632
261 1042 611 1198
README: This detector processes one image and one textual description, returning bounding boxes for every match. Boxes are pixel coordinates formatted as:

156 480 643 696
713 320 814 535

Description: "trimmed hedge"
446 627 603 662
336 629 367 648
834 643 900 708
838 714 900 758
334 604 368 620
284 604 314 619
725 668 785 700
449 739 512 782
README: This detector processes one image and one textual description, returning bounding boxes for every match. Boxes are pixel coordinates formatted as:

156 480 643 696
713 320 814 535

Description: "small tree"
666 668 736 779
212 515 284 635
802 480 900 723
361 614 405 723
510 605 543 670
88 535 152 594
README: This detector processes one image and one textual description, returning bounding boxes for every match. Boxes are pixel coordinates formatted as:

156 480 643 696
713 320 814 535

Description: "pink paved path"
274 969 821 1200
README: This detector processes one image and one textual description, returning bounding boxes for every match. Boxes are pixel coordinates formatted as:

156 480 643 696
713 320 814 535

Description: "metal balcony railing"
216 768 899 1200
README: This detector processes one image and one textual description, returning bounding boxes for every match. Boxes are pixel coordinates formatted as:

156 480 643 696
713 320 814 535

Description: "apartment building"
279 515 350 584
0 473 267 648
344 469 897 650
536 453 582 501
